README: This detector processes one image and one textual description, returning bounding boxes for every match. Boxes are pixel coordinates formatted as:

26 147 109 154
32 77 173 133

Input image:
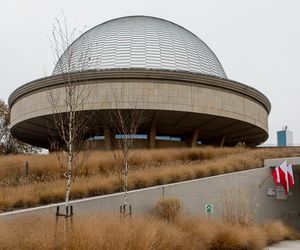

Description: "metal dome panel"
53 16 227 78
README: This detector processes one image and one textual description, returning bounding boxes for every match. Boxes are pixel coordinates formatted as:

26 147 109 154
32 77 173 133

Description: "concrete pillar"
148 111 161 149
104 129 111 151
187 128 199 148
48 139 60 152
220 135 226 147
149 124 156 149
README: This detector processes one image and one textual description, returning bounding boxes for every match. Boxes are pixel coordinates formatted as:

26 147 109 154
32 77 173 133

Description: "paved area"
265 240 300 250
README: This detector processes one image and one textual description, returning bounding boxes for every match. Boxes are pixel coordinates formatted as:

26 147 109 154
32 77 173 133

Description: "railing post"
120 204 132 217
55 205 74 217
25 161 29 177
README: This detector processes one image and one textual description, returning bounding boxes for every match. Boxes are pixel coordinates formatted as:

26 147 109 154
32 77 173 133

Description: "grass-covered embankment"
0 147 300 211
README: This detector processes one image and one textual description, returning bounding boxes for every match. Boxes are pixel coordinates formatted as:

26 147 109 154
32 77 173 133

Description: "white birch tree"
107 87 145 215
48 16 93 215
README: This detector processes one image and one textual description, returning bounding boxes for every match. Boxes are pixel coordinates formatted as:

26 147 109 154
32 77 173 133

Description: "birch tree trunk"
107 88 145 212
65 110 73 210
47 16 93 215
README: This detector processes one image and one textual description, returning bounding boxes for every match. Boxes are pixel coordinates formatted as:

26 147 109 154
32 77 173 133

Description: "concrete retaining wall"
1 165 300 229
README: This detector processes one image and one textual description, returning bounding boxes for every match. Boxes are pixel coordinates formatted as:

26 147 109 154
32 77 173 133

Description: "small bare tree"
221 188 253 225
106 87 145 215
47 16 93 215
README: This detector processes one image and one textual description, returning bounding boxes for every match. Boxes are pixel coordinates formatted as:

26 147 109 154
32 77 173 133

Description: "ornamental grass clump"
262 220 300 245
0 213 299 249
154 197 183 221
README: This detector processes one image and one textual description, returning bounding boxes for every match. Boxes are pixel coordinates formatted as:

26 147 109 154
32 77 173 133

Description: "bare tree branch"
47 15 94 215
106 86 145 213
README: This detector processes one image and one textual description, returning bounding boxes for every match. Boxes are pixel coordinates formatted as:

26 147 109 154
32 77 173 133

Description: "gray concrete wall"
1 165 300 229
9 70 270 147
11 79 269 132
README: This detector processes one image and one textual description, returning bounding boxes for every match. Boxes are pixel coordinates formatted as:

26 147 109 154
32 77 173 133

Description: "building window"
115 134 148 139
155 135 183 142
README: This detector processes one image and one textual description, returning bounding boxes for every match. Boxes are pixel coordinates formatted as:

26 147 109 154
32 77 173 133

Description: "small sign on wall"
276 186 287 200
205 204 213 214
267 188 276 196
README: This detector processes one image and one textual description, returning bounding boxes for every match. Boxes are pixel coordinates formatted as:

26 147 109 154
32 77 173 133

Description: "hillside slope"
0 147 299 212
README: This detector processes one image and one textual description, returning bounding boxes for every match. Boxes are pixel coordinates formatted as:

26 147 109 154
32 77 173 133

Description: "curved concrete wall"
11 79 268 132
9 70 270 147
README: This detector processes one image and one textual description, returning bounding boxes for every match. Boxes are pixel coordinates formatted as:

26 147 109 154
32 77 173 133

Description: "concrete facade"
2 158 299 230
9 70 270 149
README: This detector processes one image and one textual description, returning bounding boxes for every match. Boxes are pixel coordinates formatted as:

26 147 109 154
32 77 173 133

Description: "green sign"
205 204 213 214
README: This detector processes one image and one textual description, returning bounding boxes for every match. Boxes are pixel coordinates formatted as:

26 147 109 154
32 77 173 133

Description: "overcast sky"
1 0 299 145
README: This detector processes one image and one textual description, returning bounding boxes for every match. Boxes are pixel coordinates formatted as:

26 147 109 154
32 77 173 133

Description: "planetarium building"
9 16 271 149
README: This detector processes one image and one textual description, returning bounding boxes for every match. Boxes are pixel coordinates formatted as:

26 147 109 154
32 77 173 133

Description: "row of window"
87 134 184 142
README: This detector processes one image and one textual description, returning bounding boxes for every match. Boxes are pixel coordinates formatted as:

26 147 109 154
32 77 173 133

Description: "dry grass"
0 147 248 180
0 147 300 211
1 147 299 183
0 213 298 249
262 220 300 245
221 188 254 225
154 197 183 221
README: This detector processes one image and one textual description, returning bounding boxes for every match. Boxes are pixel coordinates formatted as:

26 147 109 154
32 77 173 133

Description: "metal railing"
0 161 30 178
257 144 300 148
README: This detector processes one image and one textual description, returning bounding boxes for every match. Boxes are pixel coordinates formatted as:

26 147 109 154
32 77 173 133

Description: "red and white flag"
272 166 280 186
272 161 294 195
287 164 294 189
278 161 289 194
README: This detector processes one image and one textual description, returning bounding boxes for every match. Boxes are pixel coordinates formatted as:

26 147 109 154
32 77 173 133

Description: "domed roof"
53 16 227 78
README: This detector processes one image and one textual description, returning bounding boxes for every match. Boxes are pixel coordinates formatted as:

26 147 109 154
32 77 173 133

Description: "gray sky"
1 0 299 145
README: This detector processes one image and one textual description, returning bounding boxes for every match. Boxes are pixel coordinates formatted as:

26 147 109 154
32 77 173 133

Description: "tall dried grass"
2 147 300 184
0 214 298 249
0 147 249 180
221 188 254 225
262 220 300 245
1 147 300 211
154 197 183 221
